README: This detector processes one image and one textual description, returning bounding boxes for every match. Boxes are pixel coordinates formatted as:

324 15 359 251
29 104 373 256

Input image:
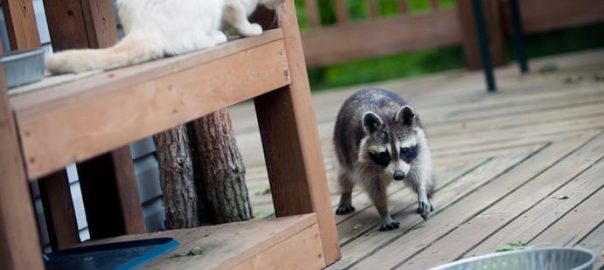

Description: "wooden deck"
230 49 604 270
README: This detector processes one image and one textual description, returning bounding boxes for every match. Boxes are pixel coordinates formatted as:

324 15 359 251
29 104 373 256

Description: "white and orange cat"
46 0 285 74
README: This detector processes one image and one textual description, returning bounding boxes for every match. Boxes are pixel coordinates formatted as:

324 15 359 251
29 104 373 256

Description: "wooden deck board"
229 49 604 269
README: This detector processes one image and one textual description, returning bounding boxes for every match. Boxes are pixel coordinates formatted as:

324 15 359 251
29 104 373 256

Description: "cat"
46 0 285 74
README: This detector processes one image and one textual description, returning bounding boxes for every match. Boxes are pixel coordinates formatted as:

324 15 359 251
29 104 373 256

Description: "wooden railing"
299 0 604 69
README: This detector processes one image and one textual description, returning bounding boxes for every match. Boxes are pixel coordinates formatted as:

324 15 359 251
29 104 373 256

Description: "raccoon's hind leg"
336 170 355 215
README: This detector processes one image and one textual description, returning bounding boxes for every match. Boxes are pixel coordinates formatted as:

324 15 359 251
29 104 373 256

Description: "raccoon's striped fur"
333 88 435 231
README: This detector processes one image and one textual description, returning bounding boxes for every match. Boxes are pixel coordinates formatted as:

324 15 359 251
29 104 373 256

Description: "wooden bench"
0 0 340 269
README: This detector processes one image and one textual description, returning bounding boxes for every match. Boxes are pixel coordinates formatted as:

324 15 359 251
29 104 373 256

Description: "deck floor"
229 49 604 270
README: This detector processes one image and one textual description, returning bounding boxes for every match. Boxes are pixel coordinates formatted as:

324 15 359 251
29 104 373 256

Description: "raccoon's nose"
393 171 405 181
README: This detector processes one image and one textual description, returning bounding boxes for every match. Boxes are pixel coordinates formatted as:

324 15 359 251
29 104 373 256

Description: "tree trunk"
153 124 200 229
190 108 253 224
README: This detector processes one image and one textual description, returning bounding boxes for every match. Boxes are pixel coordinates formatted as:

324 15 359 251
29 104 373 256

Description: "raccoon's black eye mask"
400 145 419 163
369 151 391 167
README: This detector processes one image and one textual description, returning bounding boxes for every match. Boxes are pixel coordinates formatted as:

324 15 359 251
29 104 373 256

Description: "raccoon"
333 88 435 231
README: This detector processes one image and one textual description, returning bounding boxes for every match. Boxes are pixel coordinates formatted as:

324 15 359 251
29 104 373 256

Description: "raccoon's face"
359 105 420 181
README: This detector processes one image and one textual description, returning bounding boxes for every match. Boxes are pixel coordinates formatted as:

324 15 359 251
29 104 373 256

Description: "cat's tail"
46 32 159 74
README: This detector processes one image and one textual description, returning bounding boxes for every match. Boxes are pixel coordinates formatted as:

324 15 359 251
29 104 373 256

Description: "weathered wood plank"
254 1 340 264
575 221 604 269
529 186 604 249
400 134 604 269
343 132 598 269
82 214 320 269
302 10 461 67
330 145 542 269
12 31 289 179
0 52 43 270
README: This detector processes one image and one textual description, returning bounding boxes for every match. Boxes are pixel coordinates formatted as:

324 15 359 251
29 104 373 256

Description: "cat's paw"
239 23 263 37
212 31 228 45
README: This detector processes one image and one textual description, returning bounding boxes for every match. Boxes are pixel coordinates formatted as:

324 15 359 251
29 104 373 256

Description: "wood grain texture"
43 0 117 50
1 0 40 50
190 108 253 224
255 0 340 265
11 31 289 179
154 124 200 229
0 55 43 269
302 10 461 67
81 214 321 270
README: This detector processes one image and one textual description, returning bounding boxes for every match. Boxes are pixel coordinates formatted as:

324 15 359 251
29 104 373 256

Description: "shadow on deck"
230 49 604 269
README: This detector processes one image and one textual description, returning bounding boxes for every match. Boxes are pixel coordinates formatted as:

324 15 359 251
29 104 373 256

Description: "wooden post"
457 0 507 70
334 0 349 23
38 171 80 250
0 52 44 269
1 0 83 251
43 0 145 238
1 0 40 50
303 0 320 29
254 0 340 266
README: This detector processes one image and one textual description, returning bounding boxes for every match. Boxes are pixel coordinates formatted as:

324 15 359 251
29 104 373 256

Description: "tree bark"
153 124 200 229
190 108 253 224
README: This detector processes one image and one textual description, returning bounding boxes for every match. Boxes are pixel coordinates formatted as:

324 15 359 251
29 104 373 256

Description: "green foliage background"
293 0 604 90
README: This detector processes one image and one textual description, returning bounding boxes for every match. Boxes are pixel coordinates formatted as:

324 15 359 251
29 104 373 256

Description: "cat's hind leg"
223 2 263 36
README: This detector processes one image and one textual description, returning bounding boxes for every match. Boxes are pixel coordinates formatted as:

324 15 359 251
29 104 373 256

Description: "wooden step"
8 29 289 180
80 213 324 269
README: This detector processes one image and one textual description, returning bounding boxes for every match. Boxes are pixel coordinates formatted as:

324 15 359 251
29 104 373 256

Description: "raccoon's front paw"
417 200 434 220
335 204 355 215
379 220 400 231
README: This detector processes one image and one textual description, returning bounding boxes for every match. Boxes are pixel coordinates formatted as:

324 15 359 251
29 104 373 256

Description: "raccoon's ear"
362 111 383 134
396 105 416 126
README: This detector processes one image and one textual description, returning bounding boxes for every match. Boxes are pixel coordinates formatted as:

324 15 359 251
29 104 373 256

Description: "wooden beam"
0 51 43 269
11 31 289 180
302 10 461 67
457 0 507 70
502 0 604 35
255 0 340 265
397 0 409 14
302 0 320 29
1 0 40 50
43 0 118 50
334 0 349 23
38 171 80 250
367 0 379 18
